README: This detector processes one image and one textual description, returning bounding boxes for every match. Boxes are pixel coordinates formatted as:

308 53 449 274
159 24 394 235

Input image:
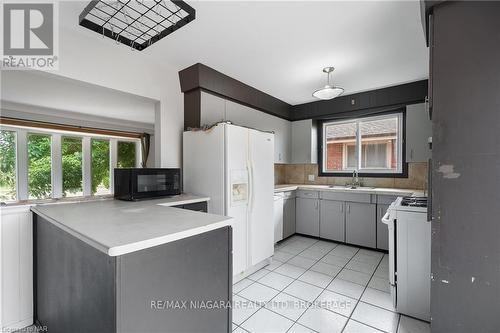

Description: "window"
321 112 404 176
117 141 136 168
0 122 142 203
91 139 110 195
28 134 52 199
62 137 83 197
0 130 17 201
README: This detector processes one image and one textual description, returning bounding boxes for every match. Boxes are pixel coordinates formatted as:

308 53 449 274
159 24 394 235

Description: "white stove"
381 196 431 322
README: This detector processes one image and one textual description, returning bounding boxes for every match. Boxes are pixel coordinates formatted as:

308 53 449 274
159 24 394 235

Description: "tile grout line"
236 237 325 331
288 245 364 332
339 252 396 333
234 237 391 333
278 239 386 333
339 253 383 332
241 236 346 332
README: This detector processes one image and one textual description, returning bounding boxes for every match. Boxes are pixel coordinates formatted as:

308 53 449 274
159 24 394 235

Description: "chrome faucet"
348 170 361 188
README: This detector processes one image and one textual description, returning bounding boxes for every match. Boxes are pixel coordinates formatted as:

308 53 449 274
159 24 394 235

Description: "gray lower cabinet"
296 197 319 237
376 204 390 250
173 201 208 212
345 202 376 248
34 214 232 333
283 197 296 238
319 200 345 242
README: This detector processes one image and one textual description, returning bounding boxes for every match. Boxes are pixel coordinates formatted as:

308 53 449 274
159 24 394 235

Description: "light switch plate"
308 174 315 181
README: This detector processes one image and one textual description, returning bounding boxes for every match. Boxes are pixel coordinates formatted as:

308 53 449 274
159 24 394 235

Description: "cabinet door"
346 202 376 248
376 204 390 250
182 202 208 212
283 198 296 239
319 200 345 242
296 198 319 237
406 103 432 162
273 197 284 243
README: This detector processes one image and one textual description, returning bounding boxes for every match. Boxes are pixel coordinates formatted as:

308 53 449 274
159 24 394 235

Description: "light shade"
312 85 344 100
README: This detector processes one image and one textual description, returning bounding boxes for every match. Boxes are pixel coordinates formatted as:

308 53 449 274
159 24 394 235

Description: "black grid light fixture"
79 0 195 51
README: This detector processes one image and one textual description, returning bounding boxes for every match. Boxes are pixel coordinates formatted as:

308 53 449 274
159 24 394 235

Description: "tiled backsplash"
274 163 428 190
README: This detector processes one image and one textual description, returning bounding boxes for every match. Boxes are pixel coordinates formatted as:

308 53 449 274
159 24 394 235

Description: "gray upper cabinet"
283 194 296 239
346 202 376 248
376 204 390 250
296 197 319 237
320 200 345 242
291 120 317 164
406 103 432 162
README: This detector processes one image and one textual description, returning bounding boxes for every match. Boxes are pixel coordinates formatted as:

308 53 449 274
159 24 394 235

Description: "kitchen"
1 1 499 333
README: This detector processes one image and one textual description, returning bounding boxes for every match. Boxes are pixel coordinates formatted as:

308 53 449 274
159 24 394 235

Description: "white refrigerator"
183 123 274 279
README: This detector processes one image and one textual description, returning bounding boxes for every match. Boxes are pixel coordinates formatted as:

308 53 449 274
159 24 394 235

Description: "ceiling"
61 1 429 106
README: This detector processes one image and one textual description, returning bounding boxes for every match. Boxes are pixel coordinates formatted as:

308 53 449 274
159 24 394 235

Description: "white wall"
40 2 184 167
200 91 291 163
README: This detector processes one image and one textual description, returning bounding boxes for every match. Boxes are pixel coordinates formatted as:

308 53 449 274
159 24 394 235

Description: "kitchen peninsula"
31 195 233 333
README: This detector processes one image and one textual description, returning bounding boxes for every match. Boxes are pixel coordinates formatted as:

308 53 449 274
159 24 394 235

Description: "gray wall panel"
430 2 500 331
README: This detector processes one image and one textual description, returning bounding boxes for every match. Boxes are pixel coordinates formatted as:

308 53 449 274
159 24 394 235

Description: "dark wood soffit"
290 79 428 121
179 63 291 120
183 90 201 130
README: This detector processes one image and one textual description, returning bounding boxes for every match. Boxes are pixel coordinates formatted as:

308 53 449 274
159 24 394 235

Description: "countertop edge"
274 184 420 196
157 197 210 207
32 205 233 257
107 217 233 256
30 194 227 257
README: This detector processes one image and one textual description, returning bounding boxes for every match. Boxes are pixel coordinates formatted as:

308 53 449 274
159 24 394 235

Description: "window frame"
0 124 141 203
317 109 408 178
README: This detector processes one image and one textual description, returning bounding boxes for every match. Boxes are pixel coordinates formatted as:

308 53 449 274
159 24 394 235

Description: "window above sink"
318 111 407 178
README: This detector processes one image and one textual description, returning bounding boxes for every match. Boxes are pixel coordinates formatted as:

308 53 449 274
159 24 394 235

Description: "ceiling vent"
79 0 195 51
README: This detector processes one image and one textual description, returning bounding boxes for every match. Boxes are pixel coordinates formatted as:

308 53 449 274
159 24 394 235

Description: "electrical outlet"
308 174 315 181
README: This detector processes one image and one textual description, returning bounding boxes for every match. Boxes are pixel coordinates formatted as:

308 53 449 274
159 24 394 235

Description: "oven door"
382 203 397 308
131 169 181 199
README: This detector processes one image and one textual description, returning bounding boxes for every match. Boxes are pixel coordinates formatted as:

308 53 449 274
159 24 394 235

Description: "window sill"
1 194 114 207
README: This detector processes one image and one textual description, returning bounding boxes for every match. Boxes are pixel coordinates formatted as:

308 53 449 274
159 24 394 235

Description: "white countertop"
31 194 232 257
274 184 422 196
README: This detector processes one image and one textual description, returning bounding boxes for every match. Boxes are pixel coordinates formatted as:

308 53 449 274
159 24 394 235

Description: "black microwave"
114 168 181 201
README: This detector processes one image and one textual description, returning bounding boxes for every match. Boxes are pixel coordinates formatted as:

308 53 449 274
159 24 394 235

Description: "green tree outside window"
117 141 136 168
0 130 16 201
28 134 52 199
62 137 83 197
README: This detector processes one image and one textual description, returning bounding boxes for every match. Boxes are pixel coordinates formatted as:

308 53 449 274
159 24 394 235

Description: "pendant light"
312 67 344 100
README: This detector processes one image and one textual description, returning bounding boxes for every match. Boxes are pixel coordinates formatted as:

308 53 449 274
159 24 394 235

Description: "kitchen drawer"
282 190 296 199
320 191 372 204
377 195 398 205
297 190 319 199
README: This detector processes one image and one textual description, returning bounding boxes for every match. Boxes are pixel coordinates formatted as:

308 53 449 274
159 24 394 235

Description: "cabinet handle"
347 204 350 213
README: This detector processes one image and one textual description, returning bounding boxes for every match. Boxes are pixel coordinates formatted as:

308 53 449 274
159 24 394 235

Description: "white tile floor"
232 235 431 333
